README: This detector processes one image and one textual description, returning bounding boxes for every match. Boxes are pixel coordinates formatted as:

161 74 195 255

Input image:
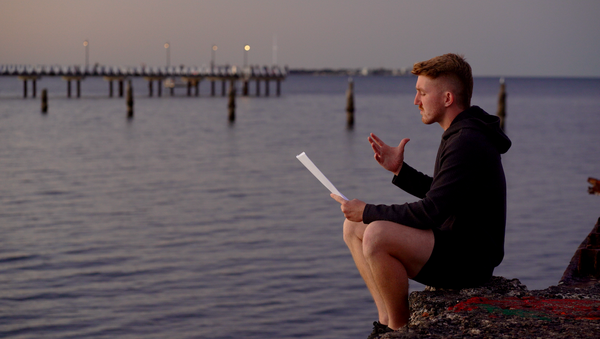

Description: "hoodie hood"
443 106 512 154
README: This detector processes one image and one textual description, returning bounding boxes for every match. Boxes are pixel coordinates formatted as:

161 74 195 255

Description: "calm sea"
0 75 599 338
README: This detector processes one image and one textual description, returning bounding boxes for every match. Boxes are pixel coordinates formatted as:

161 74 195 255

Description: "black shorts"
412 228 493 289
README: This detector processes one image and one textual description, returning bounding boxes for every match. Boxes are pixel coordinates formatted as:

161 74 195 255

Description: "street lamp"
83 40 89 69
211 45 217 72
164 42 170 68
244 44 250 68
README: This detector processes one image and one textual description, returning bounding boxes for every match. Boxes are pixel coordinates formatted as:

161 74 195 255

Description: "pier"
0 64 286 98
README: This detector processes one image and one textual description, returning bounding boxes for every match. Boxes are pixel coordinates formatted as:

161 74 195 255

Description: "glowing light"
164 43 170 49
83 40 88 47
244 45 250 51
212 45 218 51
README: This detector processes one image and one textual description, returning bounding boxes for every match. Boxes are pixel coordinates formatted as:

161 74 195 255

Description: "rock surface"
381 276 600 339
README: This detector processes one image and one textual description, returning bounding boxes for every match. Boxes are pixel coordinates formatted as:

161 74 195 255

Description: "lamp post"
164 42 170 68
244 44 250 68
83 40 89 69
211 45 217 72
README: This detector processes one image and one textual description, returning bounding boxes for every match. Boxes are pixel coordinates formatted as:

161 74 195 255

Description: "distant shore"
288 67 412 77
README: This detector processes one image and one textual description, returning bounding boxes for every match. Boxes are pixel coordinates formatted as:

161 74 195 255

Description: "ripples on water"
0 76 599 338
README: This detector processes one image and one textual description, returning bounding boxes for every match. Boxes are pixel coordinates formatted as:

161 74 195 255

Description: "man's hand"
368 133 410 176
331 194 366 223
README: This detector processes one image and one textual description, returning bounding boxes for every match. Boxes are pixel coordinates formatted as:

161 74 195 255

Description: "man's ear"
444 91 454 107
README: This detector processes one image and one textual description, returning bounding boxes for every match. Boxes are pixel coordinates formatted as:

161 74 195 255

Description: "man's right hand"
368 133 410 176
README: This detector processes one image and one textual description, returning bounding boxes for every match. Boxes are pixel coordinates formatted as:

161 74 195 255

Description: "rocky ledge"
381 276 599 339
383 217 600 339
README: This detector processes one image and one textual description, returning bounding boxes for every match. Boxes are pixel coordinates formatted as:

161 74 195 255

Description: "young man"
330 53 511 338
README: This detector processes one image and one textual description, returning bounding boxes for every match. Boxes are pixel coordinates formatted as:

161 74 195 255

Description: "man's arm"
363 131 487 229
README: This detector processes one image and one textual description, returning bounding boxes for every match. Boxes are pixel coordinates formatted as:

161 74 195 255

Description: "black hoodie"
363 106 512 269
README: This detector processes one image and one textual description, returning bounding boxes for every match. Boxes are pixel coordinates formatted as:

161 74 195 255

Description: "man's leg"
343 219 389 324
344 219 434 330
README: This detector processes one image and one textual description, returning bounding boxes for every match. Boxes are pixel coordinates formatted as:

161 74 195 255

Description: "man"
330 53 511 338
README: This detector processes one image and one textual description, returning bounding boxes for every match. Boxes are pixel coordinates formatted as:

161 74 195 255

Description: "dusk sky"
1 0 599 77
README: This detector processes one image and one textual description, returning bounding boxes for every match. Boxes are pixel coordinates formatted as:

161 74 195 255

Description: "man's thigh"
362 221 434 278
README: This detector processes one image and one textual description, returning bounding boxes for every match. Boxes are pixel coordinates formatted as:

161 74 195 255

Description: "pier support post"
346 78 355 128
32 79 37 98
256 79 260 96
109 80 113 97
149 80 153 97
228 80 236 122
276 79 281 96
265 80 270 97
76 80 81 98
187 80 192 97
23 79 28 98
157 80 162 97
222 80 226 97
127 80 134 119
211 81 215 96
496 78 506 131
243 80 249 96
195 81 200 97
41 89 48 114
119 80 124 97
67 80 72 98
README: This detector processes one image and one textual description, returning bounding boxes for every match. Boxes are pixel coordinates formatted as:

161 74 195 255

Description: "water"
0 75 599 338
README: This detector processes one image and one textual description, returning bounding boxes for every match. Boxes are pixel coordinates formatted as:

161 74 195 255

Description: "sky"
1 0 599 77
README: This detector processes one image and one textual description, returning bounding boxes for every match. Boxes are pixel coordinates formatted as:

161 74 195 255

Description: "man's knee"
361 221 389 258
342 219 363 245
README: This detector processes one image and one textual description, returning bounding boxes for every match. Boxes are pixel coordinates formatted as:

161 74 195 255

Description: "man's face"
414 75 446 125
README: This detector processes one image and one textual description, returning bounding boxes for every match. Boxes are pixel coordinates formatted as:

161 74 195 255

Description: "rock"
380 277 600 339
559 217 600 287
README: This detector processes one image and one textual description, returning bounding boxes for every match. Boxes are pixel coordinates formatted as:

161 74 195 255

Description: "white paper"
296 152 348 200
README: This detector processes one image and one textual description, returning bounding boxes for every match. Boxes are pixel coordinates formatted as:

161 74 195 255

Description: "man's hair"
411 53 473 109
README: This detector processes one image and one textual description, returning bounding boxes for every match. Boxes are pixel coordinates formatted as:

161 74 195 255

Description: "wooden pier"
0 64 286 98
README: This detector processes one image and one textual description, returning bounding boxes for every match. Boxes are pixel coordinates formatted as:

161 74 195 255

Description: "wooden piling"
109 80 113 97
126 80 134 119
222 80 226 97
265 80 270 97
256 79 260 96
276 79 281 96
157 80 162 97
243 80 249 96
67 80 71 98
148 80 153 97
211 81 216 96
119 80 124 97
346 78 355 127
23 79 28 98
195 81 199 97
41 89 48 114
497 78 506 131
228 80 236 122
32 79 37 98
76 80 81 98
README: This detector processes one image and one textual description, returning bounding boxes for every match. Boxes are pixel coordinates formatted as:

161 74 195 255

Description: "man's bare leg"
344 219 434 330
343 219 389 324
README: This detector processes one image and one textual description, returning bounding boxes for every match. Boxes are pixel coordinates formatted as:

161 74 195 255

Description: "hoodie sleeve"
362 128 492 229
391 162 432 199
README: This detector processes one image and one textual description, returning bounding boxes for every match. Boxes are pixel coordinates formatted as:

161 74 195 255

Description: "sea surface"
0 74 599 338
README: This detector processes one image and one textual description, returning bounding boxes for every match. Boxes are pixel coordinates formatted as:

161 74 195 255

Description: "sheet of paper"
296 152 348 200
